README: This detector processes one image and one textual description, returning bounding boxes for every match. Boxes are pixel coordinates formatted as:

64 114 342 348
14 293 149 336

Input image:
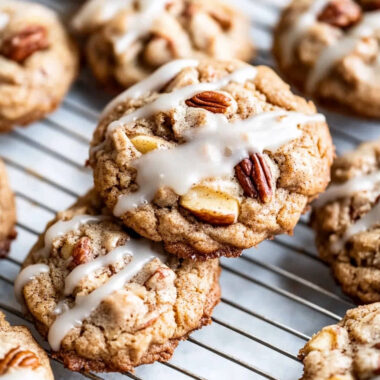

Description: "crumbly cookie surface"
19 190 220 373
311 140 380 304
0 0 78 132
0 312 54 380
300 303 380 380
72 0 253 89
89 59 334 259
0 159 16 257
273 0 380 118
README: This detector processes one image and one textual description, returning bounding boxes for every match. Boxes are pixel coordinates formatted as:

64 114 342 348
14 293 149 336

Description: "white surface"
0 0 375 379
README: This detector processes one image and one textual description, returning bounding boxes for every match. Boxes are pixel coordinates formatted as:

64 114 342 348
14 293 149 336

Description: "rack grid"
0 0 377 379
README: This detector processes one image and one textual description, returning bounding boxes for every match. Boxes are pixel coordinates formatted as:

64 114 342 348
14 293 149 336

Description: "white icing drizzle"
114 111 325 216
307 11 380 91
53 300 69 316
332 201 380 253
64 244 135 295
315 170 380 207
106 65 258 136
73 0 170 55
113 0 170 55
72 0 131 31
14 264 50 303
48 239 165 351
0 12 10 31
281 0 329 66
36 215 105 258
101 59 199 118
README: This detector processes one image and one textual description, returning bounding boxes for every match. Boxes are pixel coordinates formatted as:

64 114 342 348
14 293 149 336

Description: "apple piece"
180 186 239 226
130 135 165 154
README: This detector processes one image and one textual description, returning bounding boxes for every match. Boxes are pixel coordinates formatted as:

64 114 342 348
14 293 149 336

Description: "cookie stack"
13 35 334 380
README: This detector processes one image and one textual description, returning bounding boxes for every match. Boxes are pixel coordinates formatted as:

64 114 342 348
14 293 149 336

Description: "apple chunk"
130 135 165 154
180 186 239 226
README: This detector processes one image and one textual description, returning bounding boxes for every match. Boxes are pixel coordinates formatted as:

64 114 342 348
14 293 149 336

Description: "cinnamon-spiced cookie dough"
312 140 380 304
273 0 380 118
299 303 380 380
89 59 334 259
72 0 254 89
0 159 16 257
0 0 78 132
15 190 220 373
0 312 54 380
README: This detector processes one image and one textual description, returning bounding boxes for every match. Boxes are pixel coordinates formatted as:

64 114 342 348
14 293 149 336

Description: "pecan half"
185 91 232 113
1 26 49 63
317 0 362 28
235 153 273 203
69 237 92 269
0 347 40 375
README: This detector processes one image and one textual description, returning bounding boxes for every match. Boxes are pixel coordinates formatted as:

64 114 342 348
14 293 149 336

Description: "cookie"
0 311 54 380
15 190 220 373
72 0 254 89
89 58 334 259
0 159 16 257
273 0 380 118
299 303 380 380
311 140 380 304
0 0 79 132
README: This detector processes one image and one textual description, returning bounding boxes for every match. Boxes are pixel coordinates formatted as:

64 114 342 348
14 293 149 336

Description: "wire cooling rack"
1 0 379 379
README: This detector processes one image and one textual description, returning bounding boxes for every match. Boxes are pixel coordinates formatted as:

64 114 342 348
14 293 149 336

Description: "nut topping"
0 347 40 374
235 153 273 203
69 237 92 269
185 91 232 114
317 0 362 28
1 26 49 63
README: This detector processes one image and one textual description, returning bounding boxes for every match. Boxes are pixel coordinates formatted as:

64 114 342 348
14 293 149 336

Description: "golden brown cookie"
16 190 220 373
0 158 16 257
300 303 380 380
72 0 254 89
273 0 380 118
0 0 79 132
0 311 54 380
312 140 380 303
89 59 334 259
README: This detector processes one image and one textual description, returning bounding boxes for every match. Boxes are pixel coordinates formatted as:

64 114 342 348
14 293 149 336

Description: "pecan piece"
317 0 362 28
0 347 40 375
69 237 92 269
1 25 49 63
235 153 273 203
185 91 232 113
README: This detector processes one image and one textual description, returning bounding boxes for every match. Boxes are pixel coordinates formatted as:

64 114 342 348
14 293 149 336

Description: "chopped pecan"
1 25 49 63
69 237 92 269
185 91 232 114
235 153 273 203
317 0 362 28
0 347 40 374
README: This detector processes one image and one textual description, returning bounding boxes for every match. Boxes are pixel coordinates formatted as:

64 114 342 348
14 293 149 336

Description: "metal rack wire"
1 0 378 379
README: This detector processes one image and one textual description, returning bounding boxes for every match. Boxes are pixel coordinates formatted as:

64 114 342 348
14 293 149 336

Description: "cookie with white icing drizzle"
72 0 254 89
273 0 380 118
16 190 220 373
311 140 380 303
0 312 54 380
300 303 380 380
0 159 16 258
0 0 78 132
89 59 334 259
